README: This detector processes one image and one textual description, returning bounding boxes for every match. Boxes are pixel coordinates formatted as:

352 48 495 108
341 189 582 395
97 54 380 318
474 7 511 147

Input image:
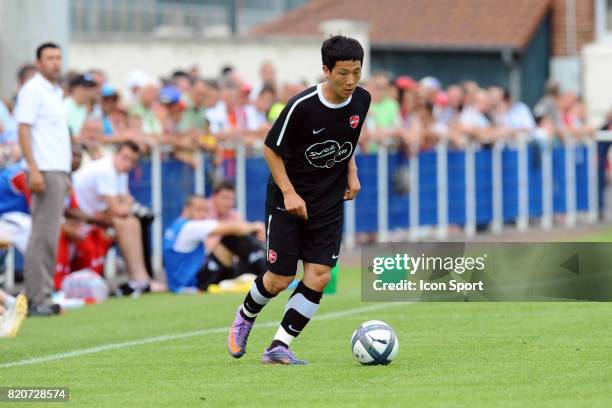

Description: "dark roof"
251 0 551 51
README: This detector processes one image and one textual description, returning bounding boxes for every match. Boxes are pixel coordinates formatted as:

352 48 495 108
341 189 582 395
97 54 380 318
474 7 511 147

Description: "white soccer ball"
351 320 399 365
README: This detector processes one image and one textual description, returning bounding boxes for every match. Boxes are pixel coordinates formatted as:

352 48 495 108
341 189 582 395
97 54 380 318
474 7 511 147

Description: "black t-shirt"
264 83 371 222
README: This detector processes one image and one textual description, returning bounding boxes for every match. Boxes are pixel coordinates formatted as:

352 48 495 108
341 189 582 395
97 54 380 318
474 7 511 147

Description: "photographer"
73 141 166 295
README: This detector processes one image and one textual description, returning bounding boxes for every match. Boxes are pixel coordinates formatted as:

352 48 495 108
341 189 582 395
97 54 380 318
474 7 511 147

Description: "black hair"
213 180 235 194
321 35 364 71
17 64 36 82
36 42 60 60
204 79 219 90
117 140 140 154
502 88 511 102
221 65 234 76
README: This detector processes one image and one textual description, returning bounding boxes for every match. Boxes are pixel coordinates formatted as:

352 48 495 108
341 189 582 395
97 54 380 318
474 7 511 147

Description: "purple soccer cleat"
228 306 254 358
262 345 308 365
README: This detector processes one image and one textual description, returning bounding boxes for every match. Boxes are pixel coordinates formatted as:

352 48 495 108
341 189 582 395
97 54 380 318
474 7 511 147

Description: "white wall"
583 42 612 126
0 0 70 98
70 37 323 92
70 19 371 95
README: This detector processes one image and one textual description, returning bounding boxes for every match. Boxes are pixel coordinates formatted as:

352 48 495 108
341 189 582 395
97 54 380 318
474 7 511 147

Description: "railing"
125 134 602 279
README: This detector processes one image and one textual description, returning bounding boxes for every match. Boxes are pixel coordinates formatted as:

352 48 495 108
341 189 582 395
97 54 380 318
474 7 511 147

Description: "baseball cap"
69 73 98 88
159 86 181 105
394 75 417 91
101 84 118 98
419 76 441 91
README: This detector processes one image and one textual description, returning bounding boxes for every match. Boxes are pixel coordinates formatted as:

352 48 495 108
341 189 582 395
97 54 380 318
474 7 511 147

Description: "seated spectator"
0 290 27 338
400 100 447 154
179 77 209 135
363 72 401 151
55 145 113 289
163 195 264 293
457 90 497 145
565 97 594 140
493 89 536 139
0 99 20 168
0 163 31 255
129 79 162 144
534 79 563 131
532 115 558 146
65 73 99 137
249 61 278 102
206 182 266 274
73 141 166 295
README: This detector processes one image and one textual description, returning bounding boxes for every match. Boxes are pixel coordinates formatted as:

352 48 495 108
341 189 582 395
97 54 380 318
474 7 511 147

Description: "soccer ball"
351 320 399 365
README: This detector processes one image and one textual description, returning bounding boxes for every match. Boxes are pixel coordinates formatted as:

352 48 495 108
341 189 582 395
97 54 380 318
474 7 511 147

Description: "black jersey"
264 83 371 222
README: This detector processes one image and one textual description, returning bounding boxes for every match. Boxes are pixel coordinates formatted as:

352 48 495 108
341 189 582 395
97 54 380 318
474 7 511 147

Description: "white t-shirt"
172 220 219 253
459 106 490 129
73 156 129 216
205 102 229 134
14 73 71 172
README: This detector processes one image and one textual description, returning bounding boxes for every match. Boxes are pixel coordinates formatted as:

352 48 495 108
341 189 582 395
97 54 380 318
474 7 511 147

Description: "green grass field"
2 260 612 407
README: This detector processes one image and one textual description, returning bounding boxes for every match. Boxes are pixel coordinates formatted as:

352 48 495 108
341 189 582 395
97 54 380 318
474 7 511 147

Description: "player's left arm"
344 155 360 200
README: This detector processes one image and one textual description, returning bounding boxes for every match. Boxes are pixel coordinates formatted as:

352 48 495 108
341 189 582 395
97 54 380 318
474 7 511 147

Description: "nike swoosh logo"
312 128 325 134
332 254 339 259
288 324 301 333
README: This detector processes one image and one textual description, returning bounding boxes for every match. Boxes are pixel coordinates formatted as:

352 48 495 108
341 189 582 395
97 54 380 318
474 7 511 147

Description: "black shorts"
265 206 343 276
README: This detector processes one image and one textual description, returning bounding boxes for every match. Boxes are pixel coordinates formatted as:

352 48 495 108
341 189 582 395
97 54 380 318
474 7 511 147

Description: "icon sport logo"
268 249 277 264
350 115 360 129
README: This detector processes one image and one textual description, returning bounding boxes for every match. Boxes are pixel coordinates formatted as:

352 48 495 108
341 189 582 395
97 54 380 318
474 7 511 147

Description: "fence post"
377 143 389 242
151 145 163 278
236 144 247 220
491 141 504 234
541 140 554 230
344 199 356 250
565 136 577 227
465 142 476 238
517 136 529 231
436 140 448 239
587 138 598 224
194 149 205 196
409 149 420 241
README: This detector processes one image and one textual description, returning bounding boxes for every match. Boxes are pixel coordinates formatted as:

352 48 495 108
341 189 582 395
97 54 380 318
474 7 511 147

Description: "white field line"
1 302 407 369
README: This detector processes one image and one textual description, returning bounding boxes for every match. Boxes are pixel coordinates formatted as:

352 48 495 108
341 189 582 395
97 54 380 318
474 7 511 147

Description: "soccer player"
227 35 370 364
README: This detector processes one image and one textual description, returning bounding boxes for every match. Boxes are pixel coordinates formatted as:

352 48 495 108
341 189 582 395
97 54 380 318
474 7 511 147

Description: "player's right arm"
263 93 310 220
263 146 308 220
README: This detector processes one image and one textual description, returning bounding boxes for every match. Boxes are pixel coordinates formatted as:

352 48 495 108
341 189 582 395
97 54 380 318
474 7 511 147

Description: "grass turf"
2 264 612 407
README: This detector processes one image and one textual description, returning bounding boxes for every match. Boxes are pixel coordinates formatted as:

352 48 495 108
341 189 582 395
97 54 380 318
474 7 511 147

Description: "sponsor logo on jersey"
350 115 360 129
268 249 277 263
304 140 353 169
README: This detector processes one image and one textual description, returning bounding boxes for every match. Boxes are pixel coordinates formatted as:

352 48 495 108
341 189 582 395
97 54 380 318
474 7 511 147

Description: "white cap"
419 76 441 90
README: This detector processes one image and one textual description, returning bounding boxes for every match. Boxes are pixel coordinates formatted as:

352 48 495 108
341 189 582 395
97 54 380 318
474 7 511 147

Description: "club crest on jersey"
268 249 277 263
349 115 360 129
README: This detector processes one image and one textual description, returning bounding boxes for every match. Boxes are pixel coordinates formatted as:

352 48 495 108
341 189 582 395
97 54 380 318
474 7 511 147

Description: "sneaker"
28 303 61 317
262 345 308 365
1 293 28 337
227 306 254 358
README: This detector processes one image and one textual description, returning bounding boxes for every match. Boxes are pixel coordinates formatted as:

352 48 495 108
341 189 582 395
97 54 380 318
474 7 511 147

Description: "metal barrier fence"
0 133 607 290
127 135 603 275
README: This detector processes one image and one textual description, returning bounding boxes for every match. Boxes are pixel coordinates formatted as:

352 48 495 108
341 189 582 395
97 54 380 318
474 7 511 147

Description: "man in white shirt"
15 43 71 316
73 141 165 294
